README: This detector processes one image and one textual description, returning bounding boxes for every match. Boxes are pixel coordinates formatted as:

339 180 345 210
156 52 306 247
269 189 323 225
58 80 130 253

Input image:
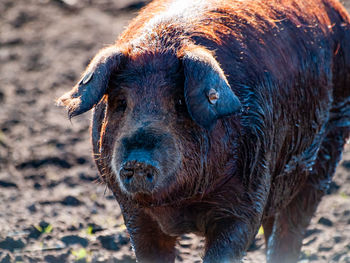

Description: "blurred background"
1 0 350 262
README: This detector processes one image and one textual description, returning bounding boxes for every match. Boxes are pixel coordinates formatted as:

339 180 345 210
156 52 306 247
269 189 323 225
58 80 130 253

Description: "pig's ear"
182 47 241 129
57 46 124 118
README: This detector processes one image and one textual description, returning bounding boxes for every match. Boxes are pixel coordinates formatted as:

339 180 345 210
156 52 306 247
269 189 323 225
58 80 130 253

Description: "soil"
1 0 350 262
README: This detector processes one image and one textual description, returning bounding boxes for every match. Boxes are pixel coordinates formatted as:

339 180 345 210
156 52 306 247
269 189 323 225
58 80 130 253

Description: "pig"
57 0 350 262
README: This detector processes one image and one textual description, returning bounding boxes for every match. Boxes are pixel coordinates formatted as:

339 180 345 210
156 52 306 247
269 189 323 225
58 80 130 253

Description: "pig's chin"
120 172 181 206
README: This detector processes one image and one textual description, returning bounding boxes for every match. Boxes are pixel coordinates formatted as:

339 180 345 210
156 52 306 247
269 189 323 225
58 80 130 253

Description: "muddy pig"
58 0 350 262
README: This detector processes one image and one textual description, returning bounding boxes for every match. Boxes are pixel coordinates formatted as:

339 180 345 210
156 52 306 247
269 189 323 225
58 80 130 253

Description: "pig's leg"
203 218 259 263
262 216 275 250
265 186 317 263
202 174 270 262
266 128 349 263
124 211 177 263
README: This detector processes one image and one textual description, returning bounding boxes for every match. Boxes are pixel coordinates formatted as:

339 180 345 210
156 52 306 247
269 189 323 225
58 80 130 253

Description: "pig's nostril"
146 173 154 182
126 173 133 183
120 168 134 183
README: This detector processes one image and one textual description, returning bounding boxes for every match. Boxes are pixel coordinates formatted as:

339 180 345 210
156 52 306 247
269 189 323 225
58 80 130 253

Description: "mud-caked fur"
58 0 350 262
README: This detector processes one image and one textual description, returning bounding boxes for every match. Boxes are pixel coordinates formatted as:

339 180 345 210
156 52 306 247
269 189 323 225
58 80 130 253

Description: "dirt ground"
1 0 350 262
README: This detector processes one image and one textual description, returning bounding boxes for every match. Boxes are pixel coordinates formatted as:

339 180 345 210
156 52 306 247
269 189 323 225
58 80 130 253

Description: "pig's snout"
114 127 180 195
118 150 160 194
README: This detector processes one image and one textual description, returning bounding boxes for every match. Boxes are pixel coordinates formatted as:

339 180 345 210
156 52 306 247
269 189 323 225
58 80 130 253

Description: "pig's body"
59 0 350 262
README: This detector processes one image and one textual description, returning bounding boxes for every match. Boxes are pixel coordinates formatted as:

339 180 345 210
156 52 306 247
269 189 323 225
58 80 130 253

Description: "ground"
0 0 350 262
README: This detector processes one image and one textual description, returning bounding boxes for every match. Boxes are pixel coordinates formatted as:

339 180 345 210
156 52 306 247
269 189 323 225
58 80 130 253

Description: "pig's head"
58 44 241 204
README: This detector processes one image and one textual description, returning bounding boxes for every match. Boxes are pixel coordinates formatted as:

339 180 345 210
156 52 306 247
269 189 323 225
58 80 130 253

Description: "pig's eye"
116 98 127 112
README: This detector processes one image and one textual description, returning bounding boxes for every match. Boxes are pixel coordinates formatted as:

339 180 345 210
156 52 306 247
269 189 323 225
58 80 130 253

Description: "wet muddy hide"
58 0 350 262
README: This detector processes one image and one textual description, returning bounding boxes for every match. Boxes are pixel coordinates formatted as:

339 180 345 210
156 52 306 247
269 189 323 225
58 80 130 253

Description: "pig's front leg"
203 218 259 263
124 210 177 263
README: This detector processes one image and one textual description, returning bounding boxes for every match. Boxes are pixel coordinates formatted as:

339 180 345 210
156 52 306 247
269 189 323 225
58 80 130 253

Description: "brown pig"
58 0 350 262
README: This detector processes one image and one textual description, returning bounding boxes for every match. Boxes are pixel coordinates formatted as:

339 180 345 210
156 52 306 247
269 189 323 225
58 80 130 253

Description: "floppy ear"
182 47 241 129
57 46 124 118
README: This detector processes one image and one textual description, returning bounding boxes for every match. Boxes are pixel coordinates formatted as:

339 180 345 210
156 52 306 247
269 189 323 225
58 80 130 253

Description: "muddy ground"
1 0 350 262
